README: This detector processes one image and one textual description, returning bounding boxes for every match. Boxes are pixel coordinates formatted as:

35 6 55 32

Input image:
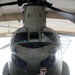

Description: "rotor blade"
0 25 18 28
44 1 75 23
0 44 9 50
0 1 18 7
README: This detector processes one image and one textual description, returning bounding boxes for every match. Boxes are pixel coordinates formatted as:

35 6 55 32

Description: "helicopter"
0 0 75 75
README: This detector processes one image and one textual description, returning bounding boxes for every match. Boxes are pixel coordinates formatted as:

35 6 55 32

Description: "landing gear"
3 61 70 75
3 62 10 75
61 61 70 75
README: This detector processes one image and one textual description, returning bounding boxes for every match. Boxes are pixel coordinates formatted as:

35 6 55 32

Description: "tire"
3 62 10 75
61 61 70 75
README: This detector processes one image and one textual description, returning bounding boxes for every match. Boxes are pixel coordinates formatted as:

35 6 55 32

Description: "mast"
23 5 46 31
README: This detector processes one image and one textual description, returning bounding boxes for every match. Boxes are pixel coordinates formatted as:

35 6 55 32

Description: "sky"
0 36 75 75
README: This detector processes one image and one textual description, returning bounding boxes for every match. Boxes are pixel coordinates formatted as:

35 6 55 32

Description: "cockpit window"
41 32 56 43
18 42 50 48
14 32 28 43
13 32 57 48
30 32 39 39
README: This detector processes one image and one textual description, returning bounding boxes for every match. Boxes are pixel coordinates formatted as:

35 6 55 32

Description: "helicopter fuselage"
8 6 62 75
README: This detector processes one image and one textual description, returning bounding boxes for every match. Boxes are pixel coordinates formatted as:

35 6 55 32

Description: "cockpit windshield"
14 32 57 44
13 32 58 48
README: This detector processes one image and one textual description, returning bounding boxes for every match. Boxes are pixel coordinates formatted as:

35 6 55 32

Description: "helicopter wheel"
3 62 10 75
61 61 70 75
